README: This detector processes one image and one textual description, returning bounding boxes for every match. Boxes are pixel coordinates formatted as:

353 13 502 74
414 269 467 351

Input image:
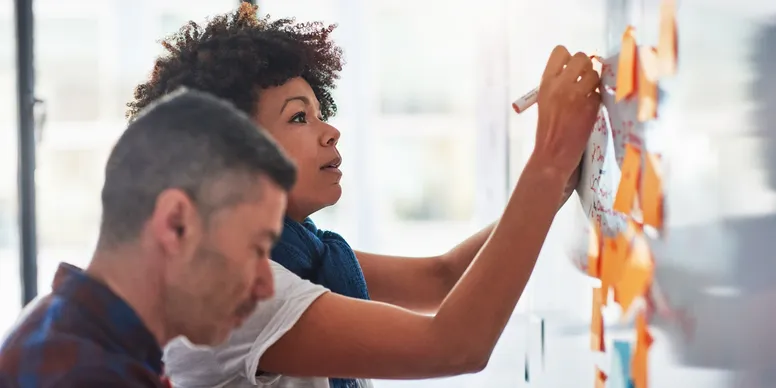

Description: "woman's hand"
532 47 601 183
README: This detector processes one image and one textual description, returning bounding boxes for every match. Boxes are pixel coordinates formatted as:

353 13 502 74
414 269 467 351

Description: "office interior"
2 0 775 386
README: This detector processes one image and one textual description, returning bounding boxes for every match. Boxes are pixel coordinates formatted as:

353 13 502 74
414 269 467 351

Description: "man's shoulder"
1 294 62 358
0 295 137 386
0 362 164 388
1 330 159 388
1 292 88 349
52 362 165 388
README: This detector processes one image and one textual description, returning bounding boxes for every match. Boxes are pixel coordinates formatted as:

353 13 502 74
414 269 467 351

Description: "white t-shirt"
163 261 372 388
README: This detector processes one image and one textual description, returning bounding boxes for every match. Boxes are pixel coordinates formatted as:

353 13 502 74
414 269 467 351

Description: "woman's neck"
286 202 317 223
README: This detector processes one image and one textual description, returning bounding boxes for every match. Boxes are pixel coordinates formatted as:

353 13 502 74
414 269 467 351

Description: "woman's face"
254 77 343 221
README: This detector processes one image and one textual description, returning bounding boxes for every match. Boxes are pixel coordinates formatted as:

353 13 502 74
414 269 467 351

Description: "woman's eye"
290 112 307 124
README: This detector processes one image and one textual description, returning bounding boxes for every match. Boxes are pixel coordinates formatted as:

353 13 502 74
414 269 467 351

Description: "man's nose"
253 259 275 300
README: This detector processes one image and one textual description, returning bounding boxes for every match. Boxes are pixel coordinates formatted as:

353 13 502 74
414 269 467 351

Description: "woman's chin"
295 185 343 216
321 184 343 206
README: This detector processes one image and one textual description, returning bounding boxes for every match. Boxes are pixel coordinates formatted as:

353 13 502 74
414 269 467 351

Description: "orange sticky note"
613 144 642 215
614 231 654 312
637 47 659 122
641 153 664 230
591 287 605 352
632 312 654 388
616 26 638 102
600 235 628 304
588 222 603 278
595 367 607 388
600 237 616 303
611 229 634 305
658 0 678 76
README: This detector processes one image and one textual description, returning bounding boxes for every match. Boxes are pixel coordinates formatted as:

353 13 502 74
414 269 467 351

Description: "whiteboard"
506 0 776 387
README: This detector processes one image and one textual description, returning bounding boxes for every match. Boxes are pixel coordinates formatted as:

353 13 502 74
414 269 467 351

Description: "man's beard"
192 243 257 321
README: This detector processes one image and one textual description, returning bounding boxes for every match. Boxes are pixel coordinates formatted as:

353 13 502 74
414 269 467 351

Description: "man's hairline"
196 171 287 229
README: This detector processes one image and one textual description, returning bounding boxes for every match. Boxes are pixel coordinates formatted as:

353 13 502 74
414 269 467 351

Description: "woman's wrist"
523 153 572 191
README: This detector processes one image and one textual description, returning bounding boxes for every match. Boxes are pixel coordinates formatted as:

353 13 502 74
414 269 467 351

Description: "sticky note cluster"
615 0 677 122
586 1 678 387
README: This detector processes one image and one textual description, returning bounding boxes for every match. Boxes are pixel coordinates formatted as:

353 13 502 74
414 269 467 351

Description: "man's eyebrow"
260 230 280 244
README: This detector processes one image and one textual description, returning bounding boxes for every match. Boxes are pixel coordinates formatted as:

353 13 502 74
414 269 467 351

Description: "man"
0 89 297 387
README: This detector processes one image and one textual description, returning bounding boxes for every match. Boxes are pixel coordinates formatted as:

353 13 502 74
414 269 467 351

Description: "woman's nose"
320 123 341 147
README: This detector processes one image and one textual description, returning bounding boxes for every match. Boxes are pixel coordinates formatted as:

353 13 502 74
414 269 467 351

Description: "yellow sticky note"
637 47 660 122
595 367 607 388
632 313 654 388
591 287 605 352
613 144 642 215
616 26 638 102
641 153 664 230
658 0 678 76
614 231 654 312
588 222 602 279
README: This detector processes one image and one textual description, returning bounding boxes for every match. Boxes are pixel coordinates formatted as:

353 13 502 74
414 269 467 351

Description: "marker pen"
511 55 602 114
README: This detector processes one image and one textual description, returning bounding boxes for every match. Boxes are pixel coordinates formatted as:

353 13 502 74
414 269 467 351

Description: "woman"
127 3 599 388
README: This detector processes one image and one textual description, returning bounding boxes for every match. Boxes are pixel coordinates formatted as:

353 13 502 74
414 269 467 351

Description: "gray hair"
99 88 296 246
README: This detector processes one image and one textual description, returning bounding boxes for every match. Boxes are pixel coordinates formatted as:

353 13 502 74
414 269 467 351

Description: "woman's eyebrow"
279 96 310 113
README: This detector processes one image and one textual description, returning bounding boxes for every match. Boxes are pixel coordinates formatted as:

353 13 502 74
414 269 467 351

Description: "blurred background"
1 0 776 386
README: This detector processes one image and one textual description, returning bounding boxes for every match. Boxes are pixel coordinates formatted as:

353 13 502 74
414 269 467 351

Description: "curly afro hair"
127 2 343 121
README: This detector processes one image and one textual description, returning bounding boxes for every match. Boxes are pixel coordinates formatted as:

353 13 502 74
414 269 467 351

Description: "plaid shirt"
0 263 169 388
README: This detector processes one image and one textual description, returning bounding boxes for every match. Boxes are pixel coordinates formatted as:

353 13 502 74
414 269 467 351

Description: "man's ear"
149 189 203 259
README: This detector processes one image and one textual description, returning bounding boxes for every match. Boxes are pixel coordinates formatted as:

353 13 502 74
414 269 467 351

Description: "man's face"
163 175 287 345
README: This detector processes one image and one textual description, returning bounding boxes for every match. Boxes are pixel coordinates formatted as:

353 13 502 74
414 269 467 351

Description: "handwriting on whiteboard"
575 53 647 237
569 53 649 272
577 103 627 237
